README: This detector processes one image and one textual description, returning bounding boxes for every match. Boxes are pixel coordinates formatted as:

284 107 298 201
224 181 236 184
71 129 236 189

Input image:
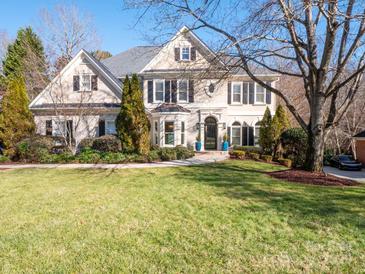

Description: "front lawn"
0 160 364 273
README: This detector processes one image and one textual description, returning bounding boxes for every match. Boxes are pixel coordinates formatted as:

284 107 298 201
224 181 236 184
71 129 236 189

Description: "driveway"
324 166 365 183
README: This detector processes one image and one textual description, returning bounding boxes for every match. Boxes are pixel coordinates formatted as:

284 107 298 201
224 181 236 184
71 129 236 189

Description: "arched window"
254 121 261 146
231 121 241 146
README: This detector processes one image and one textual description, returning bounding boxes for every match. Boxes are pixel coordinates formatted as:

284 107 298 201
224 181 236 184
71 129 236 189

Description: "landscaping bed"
267 169 360 186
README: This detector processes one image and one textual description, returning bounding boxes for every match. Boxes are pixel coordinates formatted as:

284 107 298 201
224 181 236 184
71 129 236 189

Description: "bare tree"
125 0 365 172
38 4 100 72
0 31 10 76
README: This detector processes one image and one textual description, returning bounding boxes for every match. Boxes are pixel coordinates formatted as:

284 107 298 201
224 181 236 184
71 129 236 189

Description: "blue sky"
0 0 151 54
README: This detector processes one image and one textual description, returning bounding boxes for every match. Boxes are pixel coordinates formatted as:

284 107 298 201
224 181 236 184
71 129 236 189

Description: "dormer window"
181 47 190 61
82 75 91 91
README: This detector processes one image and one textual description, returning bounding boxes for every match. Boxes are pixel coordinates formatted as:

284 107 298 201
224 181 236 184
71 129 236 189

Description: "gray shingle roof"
102 46 161 77
152 103 190 113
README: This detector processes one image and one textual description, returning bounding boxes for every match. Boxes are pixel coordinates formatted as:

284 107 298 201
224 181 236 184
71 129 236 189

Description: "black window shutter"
248 126 254 146
99 120 105 136
266 81 272 104
73 75 80 91
46 120 52 136
91 75 98 90
227 127 231 146
249 82 255 104
171 80 177 103
165 80 171 103
147 80 153 103
191 47 196 61
227 82 231 104
243 83 248 104
66 120 73 140
242 126 248 146
174 48 180 61
189 80 194 103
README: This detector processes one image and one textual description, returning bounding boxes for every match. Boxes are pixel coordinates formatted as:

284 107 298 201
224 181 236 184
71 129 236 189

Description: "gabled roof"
354 130 365 138
102 46 161 78
30 49 122 109
152 103 190 113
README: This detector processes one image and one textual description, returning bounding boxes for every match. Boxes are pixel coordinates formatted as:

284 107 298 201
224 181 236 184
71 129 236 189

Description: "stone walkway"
0 151 229 170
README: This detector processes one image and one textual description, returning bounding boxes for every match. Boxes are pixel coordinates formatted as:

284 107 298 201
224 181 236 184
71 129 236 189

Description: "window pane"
232 84 241 103
165 121 174 145
179 80 188 101
155 81 164 101
182 47 190 60
256 85 265 103
231 127 241 145
106 121 116 135
255 126 260 145
181 121 185 145
82 75 91 90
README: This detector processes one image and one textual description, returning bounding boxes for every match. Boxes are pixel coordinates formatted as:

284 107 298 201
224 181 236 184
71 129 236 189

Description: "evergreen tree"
130 74 150 154
272 104 291 158
116 76 134 152
0 77 35 156
2 27 47 99
259 107 274 154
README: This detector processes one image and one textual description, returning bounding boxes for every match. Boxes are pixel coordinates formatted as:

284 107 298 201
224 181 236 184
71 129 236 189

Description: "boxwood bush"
92 135 121 153
232 145 262 154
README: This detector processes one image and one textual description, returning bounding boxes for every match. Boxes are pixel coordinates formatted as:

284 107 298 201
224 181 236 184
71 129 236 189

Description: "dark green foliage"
2 27 47 99
259 107 274 154
91 135 122 153
0 77 35 156
174 145 195 159
146 150 161 162
116 75 150 154
281 128 308 167
77 148 102 164
0 155 9 163
272 105 290 158
232 145 262 154
158 148 178 161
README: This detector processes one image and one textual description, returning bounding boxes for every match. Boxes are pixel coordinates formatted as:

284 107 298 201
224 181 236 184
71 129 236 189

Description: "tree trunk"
304 94 326 172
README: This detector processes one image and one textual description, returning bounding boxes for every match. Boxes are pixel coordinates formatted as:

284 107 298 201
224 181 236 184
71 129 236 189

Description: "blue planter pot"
195 141 202 151
222 141 229 151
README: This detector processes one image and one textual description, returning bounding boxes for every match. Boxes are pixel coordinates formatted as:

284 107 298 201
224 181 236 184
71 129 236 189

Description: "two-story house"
30 26 279 151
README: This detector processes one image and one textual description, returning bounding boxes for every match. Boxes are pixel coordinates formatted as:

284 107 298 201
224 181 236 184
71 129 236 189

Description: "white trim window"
255 84 265 104
164 121 175 146
231 121 241 146
106 120 116 135
81 74 91 91
181 47 190 61
232 82 242 104
254 121 261 146
154 80 164 102
178 80 188 102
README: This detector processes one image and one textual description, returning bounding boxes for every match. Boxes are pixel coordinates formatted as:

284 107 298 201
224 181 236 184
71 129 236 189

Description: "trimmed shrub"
158 148 177 161
39 152 75 164
233 145 262 154
249 152 260 160
79 138 95 151
92 135 121 153
15 136 56 162
278 158 292 168
261 154 272 163
229 150 245 159
77 148 101 163
100 152 127 164
147 150 161 162
175 145 195 160
0 155 9 163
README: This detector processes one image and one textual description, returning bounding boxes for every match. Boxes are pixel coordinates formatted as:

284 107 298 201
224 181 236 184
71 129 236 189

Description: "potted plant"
195 134 202 151
222 133 229 151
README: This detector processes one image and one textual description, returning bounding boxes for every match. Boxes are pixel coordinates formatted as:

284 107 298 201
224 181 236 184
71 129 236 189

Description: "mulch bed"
267 169 360 186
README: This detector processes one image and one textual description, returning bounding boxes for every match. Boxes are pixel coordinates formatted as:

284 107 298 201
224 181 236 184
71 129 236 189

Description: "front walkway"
0 151 228 170
324 166 365 183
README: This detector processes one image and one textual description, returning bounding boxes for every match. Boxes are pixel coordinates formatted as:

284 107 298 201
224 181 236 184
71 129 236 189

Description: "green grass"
0 160 364 273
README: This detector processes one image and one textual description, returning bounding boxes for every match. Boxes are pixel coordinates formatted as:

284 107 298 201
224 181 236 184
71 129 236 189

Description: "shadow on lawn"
175 162 365 230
